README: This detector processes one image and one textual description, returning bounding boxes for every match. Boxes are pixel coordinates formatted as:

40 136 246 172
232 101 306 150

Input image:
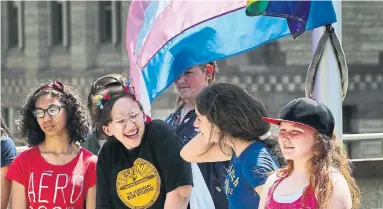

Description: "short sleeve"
242 151 278 189
1 137 17 167
85 155 98 190
5 151 27 186
147 120 193 193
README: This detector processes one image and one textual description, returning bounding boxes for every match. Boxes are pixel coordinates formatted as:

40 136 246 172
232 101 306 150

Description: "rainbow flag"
246 0 313 38
126 0 337 116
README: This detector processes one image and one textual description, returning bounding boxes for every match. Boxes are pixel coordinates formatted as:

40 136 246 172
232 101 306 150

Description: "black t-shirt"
96 120 193 209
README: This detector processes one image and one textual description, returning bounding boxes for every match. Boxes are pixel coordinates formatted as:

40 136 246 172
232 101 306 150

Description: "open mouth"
44 125 54 130
123 129 139 140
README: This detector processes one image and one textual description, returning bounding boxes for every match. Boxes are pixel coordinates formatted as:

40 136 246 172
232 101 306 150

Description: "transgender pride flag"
126 0 337 116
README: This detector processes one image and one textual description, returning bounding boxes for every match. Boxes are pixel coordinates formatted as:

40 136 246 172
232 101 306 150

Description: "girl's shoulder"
328 169 353 209
145 120 174 140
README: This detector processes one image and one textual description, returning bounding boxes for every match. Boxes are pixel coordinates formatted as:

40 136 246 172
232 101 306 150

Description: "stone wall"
2 1 383 156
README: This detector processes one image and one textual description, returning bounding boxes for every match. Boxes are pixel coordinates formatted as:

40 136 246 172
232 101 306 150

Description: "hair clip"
34 80 64 96
103 93 111 101
39 80 64 91
124 85 130 94
93 95 104 109
94 81 136 110
124 81 135 95
259 131 272 140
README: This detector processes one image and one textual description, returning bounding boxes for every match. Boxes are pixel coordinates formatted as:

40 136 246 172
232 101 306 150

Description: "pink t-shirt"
6 146 97 209
265 175 318 209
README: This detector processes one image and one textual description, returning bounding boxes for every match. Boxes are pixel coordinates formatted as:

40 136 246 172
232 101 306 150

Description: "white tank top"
273 185 308 203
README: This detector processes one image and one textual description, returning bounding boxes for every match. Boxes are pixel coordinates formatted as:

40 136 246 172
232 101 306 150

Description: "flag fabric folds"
126 0 337 116
246 0 313 39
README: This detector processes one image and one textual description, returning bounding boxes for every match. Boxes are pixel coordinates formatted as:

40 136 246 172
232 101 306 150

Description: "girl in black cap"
259 97 360 209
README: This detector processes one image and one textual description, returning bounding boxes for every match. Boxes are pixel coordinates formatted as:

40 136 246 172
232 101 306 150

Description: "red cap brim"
262 117 283 125
262 117 317 131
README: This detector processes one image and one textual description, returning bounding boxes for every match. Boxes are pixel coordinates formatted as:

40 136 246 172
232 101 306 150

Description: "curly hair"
278 133 360 209
195 83 284 166
1 113 12 138
15 81 89 146
90 87 143 137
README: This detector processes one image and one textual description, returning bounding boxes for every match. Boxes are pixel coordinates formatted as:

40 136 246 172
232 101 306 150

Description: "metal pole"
311 1 343 140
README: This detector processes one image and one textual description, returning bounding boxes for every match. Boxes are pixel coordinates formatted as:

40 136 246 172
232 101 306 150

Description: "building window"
98 1 121 45
5 1 24 49
49 1 70 47
343 105 357 134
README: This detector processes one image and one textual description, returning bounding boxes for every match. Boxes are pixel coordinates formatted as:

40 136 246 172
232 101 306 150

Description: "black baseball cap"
263 97 335 137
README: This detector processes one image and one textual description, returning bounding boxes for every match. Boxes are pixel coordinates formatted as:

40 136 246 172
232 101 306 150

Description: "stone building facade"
1 1 383 158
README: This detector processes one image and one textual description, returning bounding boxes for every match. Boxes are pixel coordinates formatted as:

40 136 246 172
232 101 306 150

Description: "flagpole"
311 1 343 140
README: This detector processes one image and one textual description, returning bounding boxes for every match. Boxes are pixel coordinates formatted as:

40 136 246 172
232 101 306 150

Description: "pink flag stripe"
136 0 247 69
126 0 150 103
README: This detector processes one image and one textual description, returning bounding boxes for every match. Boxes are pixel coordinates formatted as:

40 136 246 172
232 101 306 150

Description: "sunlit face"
35 94 68 137
194 107 220 143
278 122 317 161
103 97 145 150
174 66 210 103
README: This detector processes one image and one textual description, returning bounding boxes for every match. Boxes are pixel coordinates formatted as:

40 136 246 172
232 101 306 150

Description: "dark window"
7 1 19 48
99 1 121 45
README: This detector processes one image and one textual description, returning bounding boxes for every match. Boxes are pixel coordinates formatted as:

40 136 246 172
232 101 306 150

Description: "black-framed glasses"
33 105 65 118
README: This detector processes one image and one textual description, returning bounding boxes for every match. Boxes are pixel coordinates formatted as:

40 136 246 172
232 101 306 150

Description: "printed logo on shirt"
116 158 161 209
27 170 85 209
224 164 239 195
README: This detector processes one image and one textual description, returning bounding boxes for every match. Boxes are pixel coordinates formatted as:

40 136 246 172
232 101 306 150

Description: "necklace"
41 143 77 155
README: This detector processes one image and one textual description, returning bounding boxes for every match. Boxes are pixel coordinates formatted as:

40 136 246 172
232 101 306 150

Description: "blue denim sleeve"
1 137 17 167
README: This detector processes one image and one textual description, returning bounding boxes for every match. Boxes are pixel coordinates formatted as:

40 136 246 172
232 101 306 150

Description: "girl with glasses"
84 73 128 155
91 81 193 209
6 81 97 209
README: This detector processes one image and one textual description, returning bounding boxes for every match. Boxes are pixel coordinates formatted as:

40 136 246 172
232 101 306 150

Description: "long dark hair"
16 81 89 146
196 82 284 165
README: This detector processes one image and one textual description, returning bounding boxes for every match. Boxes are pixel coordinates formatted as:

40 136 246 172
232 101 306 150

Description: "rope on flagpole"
305 25 348 101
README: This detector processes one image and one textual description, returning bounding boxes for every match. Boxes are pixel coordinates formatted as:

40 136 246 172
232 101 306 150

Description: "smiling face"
174 66 210 103
278 122 317 161
194 107 221 144
35 94 68 137
103 97 145 150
